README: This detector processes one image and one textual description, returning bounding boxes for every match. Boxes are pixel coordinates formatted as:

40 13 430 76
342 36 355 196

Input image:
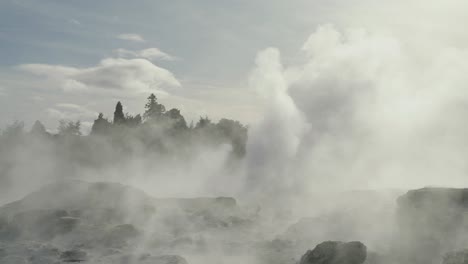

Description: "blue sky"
0 0 332 78
0 0 466 133
0 0 321 131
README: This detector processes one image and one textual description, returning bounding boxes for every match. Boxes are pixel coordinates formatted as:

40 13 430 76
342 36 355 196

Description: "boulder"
1 255 27 264
299 241 367 264
396 188 468 263
443 250 468 264
101 224 140 247
9 209 78 240
114 254 189 264
143 255 189 264
60 249 88 262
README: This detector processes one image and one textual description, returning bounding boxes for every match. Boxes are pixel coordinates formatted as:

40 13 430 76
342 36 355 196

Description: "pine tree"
165 108 187 130
91 113 111 134
30 120 47 136
58 120 81 136
195 116 212 129
144 94 165 121
113 101 125 124
125 113 142 127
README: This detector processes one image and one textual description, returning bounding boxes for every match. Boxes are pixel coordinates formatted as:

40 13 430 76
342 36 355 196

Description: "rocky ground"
1 181 468 264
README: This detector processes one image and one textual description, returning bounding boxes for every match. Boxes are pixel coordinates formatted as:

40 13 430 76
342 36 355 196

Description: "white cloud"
68 19 81 26
116 33 145 42
246 24 468 196
139 48 175 61
46 103 95 120
114 48 176 61
17 58 180 95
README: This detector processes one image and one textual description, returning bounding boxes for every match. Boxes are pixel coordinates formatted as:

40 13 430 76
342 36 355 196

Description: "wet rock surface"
442 250 468 264
60 249 88 262
396 188 468 264
0 181 255 264
4 181 468 264
299 241 367 264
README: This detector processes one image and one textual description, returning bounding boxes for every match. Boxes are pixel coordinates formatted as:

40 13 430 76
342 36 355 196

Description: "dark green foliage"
0 93 249 176
125 113 142 127
113 101 125 124
58 120 81 136
144 93 165 121
1 121 24 138
216 118 248 157
91 113 112 135
195 116 213 129
30 120 48 136
165 108 187 130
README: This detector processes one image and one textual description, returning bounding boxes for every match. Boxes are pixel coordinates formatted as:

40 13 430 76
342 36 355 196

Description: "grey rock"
60 249 88 262
443 250 468 264
114 254 188 264
396 188 468 264
299 241 367 264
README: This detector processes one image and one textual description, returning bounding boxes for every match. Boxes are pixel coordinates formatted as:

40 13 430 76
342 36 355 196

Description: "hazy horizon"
1 2 468 264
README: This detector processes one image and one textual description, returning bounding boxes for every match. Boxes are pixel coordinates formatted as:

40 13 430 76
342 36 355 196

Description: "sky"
0 0 467 134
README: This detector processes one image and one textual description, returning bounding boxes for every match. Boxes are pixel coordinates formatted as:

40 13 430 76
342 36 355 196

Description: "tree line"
1 94 248 158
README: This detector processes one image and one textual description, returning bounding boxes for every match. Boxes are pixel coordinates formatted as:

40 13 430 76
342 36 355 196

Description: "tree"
113 101 125 124
144 93 165 121
91 113 111 135
125 113 142 127
2 121 24 138
165 108 187 130
216 118 248 157
195 116 212 129
58 120 81 136
30 120 48 136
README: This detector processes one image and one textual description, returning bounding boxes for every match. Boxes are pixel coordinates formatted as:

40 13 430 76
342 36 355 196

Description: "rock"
60 249 88 262
1 255 28 264
57 216 80 232
299 241 367 264
9 209 77 240
256 239 296 264
396 188 468 263
143 255 189 264
443 250 468 264
114 254 188 264
0 217 19 241
0 180 157 226
281 190 398 250
0 180 247 260
101 224 140 247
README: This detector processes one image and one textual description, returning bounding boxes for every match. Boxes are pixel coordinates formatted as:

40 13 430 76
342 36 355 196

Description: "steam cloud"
2 21 468 264
246 24 468 202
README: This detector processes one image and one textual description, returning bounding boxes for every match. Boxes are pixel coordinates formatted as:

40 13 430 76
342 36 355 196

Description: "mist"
2 1 468 263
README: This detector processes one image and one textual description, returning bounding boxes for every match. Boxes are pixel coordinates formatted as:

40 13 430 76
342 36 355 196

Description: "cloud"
17 58 181 95
68 19 81 26
116 33 145 42
139 48 175 61
46 103 93 119
246 24 468 197
114 48 176 61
